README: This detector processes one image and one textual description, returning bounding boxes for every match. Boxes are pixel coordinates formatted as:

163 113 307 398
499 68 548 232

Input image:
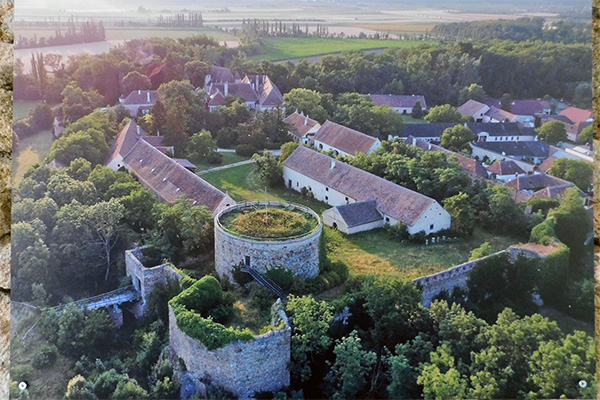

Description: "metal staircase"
240 266 285 299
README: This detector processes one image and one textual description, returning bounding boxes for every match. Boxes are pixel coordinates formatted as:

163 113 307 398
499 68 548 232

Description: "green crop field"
252 37 435 61
202 162 519 279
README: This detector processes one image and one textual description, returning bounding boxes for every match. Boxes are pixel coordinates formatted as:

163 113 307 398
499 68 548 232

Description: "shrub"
232 263 253 286
235 144 258 157
13 119 35 138
265 267 296 292
11 365 33 382
385 221 409 241
32 344 58 369
530 218 557 244
30 104 54 130
207 152 223 165
408 231 427 244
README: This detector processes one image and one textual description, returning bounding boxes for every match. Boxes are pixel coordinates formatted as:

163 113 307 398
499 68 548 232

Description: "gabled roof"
284 146 438 226
537 155 558 173
505 173 572 191
208 66 235 84
106 121 168 164
471 141 549 158
487 160 525 176
123 90 159 105
408 137 488 179
331 200 382 228
284 112 321 139
123 140 230 213
397 123 456 138
258 77 284 107
484 106 516 122
209 82 259 103
541 114 573 125
484 99 550 116
315 121 379 155
466 122 535 137
369 94 427 109
457 99 488 116
173 158 197 169
559 107 593 124
208 90 227 106
46 159 66 169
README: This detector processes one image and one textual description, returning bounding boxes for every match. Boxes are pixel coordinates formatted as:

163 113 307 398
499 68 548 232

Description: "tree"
486 184 522 233
424 104 464 123
536 120 567 145
417 344 468 400
551 186 592 264
283 88 329 122
325 331 377 399
529 331 596 399
121 71 152 96
61 83 104 124
30 103 54 130
286 295 333 383
251 151 283 187
111 377 148 400
411 101 423 119
469 242 494 261
184 60 210 88
65 375 97 400
572 82 592 109
186 130 217 161
547 157 593 192
441 125 475 152
280 141 300 162
443 192 477 236
458 83 487 104
371 105 404 138
578 124 593 144
500 93 512 112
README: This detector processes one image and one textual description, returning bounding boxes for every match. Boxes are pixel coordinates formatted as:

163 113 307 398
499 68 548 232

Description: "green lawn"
253 37 435 61
13 129 54 183
13 100 44 121
402 115 427 124
193 152 250 172
203 163 520 279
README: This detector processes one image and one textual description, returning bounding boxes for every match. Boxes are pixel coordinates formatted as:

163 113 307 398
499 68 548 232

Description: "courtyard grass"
252 37 434 61
193 152 250 172
13 100 44 121
13 129 54 183
402 115 427 124
203 163 521 279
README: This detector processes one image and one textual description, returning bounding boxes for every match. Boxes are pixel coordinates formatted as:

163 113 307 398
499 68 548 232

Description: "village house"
559 106 593 124
120 90 159 116
541 113 593 143
283 146 451 235
314 120 381 157
457 99 517 123
368 94 427 114
204 68 284 112
105 121 233 215
504 173 584 203
407 137 488 179
537 144 594 173
283 111 321 145
484 99 551 127
470 140 550 171
389 123 456 142
467 122 537 142
485 160 527 182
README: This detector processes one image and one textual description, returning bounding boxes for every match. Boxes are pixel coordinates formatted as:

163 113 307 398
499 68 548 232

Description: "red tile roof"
315 121 379 155
284 112 320 139
106 121 167 164
487 160 525 176
370 94 427 109
559 107 593 124
284 146 438 226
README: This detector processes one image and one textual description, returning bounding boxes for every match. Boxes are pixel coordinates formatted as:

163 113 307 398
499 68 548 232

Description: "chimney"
412 137 417 146
305 116 308 126
224 82 229 96
136 125 140 136
138 90 141 95
428 143 432 150
331 160 336 169
147 91 151 103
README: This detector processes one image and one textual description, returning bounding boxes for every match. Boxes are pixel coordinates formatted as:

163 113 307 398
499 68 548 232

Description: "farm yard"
202 163 519 280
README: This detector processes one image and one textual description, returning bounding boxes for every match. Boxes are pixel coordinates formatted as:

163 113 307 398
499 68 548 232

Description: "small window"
244 256 251 266
319 143 323 149
296 182 299 187
385 217 390 223
325 196 329 201
345 197 348 201
325 187 329 191
430 224 434 230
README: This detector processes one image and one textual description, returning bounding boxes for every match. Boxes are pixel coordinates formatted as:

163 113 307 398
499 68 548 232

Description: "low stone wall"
415 246 544 307
125 246 182 316
214 203 322 280
169 304 291 399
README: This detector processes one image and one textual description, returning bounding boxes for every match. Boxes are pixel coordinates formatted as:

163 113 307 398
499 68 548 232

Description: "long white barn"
283 146 451 235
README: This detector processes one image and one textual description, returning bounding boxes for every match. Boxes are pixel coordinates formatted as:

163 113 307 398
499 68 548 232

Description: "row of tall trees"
16 20 106 49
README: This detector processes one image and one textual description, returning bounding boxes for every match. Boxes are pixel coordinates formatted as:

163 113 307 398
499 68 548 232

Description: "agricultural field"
202 163 520 279
252 37 435 61
357 23 437 35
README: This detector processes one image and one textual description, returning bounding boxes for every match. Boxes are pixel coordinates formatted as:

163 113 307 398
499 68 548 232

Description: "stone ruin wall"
214 204 322 280
415 246 543 307
125 246 182 316
168 305 291 399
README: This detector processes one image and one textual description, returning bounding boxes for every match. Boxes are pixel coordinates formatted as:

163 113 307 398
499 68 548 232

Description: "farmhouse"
368 94 427 114
504 173 582 202
120 90 159 116
106 121 233 215
322 200 384 234
559 107 593 124
486 160 526 182
283 146 451 235
470 140 550 170
541 114 593 143
407 137 487 179
283 111 321 145
467 122 537 142
389 123 456 142
484 99 551 127
314 120 381 156
457 100 516 123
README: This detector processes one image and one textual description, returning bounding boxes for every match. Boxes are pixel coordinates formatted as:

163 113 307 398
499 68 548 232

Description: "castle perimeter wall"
169 305 291 399
214 203 322 280
415 246 543 307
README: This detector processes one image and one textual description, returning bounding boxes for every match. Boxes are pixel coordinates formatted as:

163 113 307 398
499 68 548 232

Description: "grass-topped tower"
215 202 322 280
